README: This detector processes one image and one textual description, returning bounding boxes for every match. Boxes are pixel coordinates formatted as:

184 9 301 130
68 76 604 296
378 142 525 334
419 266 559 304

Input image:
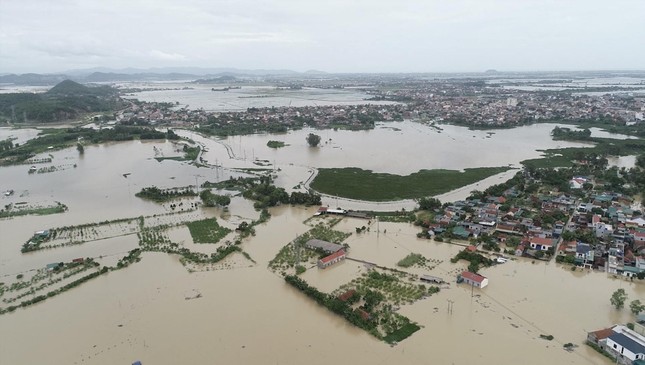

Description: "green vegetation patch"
337 270 440 306
135 186 197 202
371 211 416 223
383 322 421 344
285 272 429 343
183 145 200 160
451 250 493 273
0 202 67 219
0 125 180 165
186 218 232 243
522 137 645 169
267 140 287 148
310 167 512 201
269 224 351 272
397 253 427 268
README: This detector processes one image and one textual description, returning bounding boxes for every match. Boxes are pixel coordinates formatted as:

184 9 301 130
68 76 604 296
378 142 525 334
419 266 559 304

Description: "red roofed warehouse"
460 271 489 288
318 249 346 269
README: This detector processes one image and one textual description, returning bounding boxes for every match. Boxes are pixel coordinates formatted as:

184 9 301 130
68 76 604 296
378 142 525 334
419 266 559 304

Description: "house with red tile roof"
557 240 577 256
529 236 554 251
460 271 488 288
318 249 346 269
587 326 616 344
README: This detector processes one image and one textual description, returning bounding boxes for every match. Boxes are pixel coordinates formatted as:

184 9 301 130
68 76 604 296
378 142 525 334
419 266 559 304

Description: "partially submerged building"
318 249 346 269
305 239 343 254
459 271 489 288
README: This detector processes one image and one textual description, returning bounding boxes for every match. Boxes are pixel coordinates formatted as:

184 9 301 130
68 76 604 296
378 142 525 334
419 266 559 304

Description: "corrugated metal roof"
608 332 645 355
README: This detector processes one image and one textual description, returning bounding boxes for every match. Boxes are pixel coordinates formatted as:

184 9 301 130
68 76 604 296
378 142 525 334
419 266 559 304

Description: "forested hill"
0 80 122 123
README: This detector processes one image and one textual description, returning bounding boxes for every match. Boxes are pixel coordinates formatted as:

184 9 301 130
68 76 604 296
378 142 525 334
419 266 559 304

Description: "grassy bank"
310 167 512 201
0 203 68 218
521 137 645 169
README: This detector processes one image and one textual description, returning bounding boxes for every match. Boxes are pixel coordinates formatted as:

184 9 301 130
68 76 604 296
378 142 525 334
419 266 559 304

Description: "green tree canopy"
418 197 442 210
306 133 321 147
611 288 628 309
630 299 644 315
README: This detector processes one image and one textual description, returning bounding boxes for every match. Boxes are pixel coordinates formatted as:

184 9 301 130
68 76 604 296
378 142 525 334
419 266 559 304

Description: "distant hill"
65 67 302 77
192 75 238 84
47 80 91 95
0 67 328 85
46 79 117 96
0 80 121 123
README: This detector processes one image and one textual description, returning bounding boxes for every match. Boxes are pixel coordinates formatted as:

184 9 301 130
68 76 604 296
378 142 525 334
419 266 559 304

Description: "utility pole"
377 216 380 238
194 174 203 193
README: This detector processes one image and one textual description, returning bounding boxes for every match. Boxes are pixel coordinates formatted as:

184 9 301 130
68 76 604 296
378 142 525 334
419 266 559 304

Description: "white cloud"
0 0 643 73
149 50 187 61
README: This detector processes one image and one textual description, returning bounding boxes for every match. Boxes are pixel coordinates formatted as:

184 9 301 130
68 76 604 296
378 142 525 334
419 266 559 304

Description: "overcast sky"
1 0 644 74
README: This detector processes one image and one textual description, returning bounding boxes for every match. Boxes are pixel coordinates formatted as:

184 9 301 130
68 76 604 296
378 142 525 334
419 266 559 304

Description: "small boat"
4 189 14 196
28 166 37 173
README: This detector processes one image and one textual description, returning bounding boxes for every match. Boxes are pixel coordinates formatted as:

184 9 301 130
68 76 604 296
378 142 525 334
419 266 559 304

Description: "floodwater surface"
0 120 636 365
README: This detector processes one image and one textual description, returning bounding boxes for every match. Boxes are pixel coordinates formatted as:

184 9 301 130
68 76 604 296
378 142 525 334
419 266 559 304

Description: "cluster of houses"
560 185 645 277
369 82 645 128
588 317 645 365
420 180 645 278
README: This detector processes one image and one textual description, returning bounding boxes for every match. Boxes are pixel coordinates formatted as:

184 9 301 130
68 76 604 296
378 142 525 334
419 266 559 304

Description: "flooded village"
0 74 644 365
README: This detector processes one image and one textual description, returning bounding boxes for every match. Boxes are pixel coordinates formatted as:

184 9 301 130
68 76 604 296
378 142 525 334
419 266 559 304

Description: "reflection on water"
0 127 41 145
192 121 591 175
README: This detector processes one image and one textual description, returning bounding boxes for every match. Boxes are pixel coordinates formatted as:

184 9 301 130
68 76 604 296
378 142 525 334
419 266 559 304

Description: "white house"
460 271 489 288
570 177 588 189
605 326 645 363
529 237 554 251
595 223 613 238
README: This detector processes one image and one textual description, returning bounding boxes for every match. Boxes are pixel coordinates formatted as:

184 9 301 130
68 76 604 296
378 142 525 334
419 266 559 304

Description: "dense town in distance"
110 74 645 133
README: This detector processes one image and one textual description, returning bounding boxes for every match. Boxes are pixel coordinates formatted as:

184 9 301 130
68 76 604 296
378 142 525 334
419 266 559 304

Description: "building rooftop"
590 327 616 341
320 249 346 264
530 237 554 246
461 271 486 283
306 239 343 254
608 332 645 355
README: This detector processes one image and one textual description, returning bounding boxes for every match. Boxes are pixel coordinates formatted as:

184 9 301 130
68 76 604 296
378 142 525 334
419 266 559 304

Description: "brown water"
178 122 590 210
190 121 590 175
1 209 640 365
0 139 253 274
0 125 635 365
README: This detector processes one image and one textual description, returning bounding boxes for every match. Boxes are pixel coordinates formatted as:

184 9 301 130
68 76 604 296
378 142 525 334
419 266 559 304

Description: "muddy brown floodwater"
0 123 641 365
1 208 642 365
